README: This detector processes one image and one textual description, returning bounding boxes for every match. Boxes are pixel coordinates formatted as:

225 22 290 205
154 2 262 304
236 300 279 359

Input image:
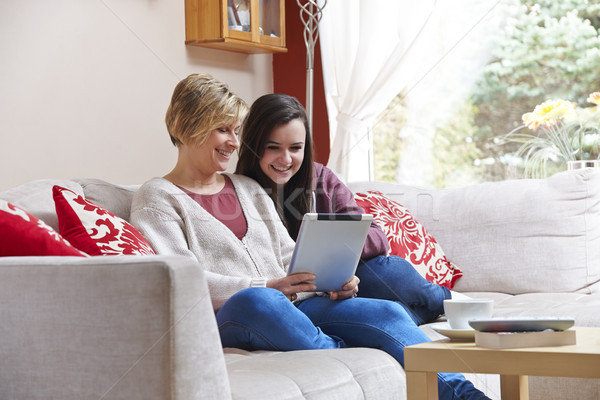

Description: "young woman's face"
259 118 306 185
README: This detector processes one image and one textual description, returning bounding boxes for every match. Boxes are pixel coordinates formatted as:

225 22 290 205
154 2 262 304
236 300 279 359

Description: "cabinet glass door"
227 0 250 32
259 0 283 47
260 0 280 38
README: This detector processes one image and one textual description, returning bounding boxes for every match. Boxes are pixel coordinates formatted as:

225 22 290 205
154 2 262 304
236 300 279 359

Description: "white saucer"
430 322 475 341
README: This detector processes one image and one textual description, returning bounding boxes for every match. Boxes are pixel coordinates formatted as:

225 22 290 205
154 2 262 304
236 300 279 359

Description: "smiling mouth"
271 165 292 172
216 149 232 158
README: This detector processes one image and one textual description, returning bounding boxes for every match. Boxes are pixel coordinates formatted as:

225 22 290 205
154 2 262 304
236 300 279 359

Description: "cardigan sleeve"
314 165 389 260
130 179 260 311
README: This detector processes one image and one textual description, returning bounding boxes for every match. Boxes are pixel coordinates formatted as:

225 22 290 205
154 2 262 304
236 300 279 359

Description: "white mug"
443 298 493 330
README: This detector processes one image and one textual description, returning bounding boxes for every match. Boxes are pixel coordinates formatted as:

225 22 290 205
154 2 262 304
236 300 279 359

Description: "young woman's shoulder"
313 162 324 175
313 162 347 187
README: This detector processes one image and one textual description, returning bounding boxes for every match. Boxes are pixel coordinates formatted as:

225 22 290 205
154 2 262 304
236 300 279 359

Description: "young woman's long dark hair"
236 93 314 240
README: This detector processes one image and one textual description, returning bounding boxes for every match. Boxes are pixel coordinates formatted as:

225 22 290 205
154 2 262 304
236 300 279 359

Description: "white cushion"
225 347 405 399
349 169 600 294
0 179 84 231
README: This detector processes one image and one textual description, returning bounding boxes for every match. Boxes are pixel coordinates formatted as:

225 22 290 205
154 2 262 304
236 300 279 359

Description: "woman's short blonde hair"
165 73 248 146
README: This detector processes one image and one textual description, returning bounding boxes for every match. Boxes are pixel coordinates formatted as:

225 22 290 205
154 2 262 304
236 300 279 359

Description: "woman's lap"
217 287 430 364
216 287 489 400
216 287 344 351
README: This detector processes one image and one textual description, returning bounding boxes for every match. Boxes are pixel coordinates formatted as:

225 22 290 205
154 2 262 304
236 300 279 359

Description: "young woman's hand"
328 275 360 301
267 273 317 301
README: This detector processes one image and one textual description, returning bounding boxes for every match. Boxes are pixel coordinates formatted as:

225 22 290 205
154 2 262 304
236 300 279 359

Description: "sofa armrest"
0 255 230 400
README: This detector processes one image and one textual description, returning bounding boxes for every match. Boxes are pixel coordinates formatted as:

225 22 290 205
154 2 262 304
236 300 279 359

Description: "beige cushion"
0 179 84 231
225 347 405 399
77 178 140 221
349 169 600 294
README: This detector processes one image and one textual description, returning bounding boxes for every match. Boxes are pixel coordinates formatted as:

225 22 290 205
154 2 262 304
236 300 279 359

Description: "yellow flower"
587 92 600 105
522 99 577 131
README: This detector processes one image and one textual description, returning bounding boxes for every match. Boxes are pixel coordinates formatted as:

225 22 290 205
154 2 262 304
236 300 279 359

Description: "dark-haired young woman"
236 93 460 325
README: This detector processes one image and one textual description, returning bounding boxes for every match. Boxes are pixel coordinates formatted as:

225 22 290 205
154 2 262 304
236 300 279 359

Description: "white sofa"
1 169 599 400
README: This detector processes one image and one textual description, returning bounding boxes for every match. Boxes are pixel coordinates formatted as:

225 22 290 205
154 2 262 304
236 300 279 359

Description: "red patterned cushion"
0 199 87 257
354 191 462 288
53 185 155 256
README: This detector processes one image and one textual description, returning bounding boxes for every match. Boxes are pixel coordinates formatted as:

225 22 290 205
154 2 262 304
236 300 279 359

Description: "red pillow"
53 185 155 256
0 199 87 257
354 190 462 288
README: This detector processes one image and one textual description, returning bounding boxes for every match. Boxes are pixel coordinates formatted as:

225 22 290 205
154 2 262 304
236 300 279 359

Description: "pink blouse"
178 176 248 240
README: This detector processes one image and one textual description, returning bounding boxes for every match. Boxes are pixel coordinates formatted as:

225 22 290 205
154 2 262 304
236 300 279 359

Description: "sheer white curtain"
320 0 437 182
395 1 513 186
319 0 512 184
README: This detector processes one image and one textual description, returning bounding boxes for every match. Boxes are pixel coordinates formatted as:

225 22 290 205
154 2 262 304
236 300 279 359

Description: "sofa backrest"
76 179 140 222
349 169 600 295
0 178 139 232
0 179 85 232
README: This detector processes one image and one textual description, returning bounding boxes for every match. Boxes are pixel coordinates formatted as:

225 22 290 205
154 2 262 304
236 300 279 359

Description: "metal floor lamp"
297 0 326 136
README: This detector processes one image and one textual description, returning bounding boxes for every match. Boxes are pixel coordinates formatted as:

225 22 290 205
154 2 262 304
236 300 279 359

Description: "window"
372 0 600 188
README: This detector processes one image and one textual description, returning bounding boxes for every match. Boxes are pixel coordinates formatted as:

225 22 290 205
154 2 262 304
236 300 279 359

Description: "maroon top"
312 162 389 260
178 176 247 240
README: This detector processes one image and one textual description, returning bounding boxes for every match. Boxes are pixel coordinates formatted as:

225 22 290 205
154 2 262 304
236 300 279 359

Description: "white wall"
0 0 273 191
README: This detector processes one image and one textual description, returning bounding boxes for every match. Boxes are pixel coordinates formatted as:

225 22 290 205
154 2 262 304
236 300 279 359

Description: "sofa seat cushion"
461 291 600 328
224 347 405 399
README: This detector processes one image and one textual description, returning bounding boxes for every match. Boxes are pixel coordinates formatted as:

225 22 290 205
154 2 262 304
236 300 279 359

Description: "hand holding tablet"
286 213 372 292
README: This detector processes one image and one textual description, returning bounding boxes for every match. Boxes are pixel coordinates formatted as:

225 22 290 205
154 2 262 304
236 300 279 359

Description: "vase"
567 160 600 170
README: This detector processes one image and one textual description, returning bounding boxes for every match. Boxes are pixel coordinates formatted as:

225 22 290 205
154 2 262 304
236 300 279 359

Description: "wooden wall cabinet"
185 0 287 54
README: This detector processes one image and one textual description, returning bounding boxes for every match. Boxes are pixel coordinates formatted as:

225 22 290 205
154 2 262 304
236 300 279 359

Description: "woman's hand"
267 273 317 301
328 275 360 301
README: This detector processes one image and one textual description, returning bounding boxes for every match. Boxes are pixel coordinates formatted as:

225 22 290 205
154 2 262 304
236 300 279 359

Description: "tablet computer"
287 213 372 292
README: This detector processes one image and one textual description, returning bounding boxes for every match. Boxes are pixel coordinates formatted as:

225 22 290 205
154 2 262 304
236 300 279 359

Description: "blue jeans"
356 255 451 325
217 288 489 400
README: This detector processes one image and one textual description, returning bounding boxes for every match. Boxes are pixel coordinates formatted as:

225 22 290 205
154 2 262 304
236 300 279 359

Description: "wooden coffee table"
404 326 600 400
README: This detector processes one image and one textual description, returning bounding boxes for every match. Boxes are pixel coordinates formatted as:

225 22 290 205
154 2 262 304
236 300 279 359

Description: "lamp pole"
297 0 326 137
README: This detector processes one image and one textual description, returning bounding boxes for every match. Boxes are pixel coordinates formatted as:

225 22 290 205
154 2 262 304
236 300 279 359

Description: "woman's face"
193 122 241 173
259 118 306 185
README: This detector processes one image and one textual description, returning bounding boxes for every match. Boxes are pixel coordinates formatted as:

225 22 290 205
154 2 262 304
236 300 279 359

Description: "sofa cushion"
0 179 84 231
354 190 462 288
53 185 155 256
0 200 87 257
76 178 140 221
349 169 600 294
224 347 405 399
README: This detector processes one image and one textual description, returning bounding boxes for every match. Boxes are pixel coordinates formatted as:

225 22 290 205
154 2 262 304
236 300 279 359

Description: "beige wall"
0 0 273 191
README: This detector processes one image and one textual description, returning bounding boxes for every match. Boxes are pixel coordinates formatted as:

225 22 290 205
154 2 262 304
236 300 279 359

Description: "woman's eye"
266 146 279 150
291 146 303 152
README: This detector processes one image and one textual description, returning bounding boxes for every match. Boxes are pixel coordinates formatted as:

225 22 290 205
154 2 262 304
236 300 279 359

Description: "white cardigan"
131 174 296 310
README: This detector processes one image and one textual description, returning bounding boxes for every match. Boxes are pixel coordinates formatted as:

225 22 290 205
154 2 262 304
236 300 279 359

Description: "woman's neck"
164 160 225 195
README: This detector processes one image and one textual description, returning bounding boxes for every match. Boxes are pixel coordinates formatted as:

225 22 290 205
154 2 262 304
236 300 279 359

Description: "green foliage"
472 0 600 179
432 102 484 187
373 95 406 182
372 0 600 185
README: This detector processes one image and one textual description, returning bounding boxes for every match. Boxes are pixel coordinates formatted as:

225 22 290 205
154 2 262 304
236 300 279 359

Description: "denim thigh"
216 287 344 351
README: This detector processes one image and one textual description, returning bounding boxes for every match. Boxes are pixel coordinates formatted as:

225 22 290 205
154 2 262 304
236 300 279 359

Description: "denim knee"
222 287 288 317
